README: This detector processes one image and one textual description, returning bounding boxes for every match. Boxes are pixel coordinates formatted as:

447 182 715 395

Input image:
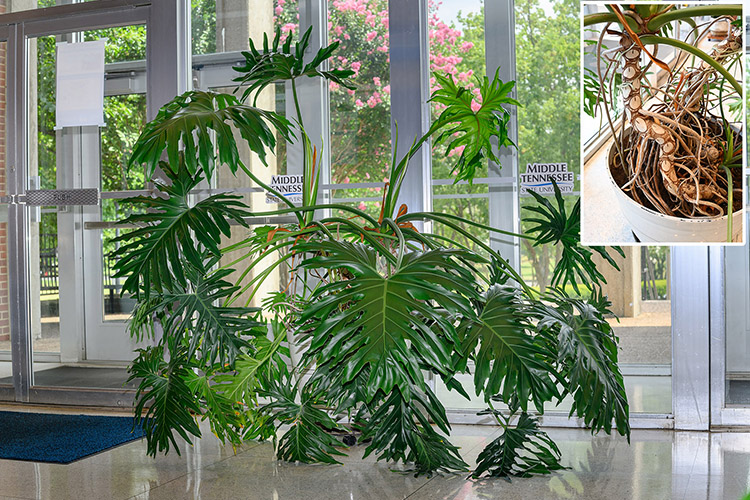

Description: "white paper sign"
266 175 303 204
55 40 106 129
520 163 575 196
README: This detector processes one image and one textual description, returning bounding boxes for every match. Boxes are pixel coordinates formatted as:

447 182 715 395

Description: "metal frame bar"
388 0 431 220
6 22 31 402
484 0 520 268
0 0 144 26
672 246 711 430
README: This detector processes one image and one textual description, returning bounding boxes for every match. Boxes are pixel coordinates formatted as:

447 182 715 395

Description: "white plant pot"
606 138 743 243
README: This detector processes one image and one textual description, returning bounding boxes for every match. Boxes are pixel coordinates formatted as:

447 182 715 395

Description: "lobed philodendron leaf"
129 341 203 458
233 27 356 106
361 387 468 475
130 264 264 366
523 180 624 293
459 284 559 412
129 90 291 181
112 157 250 300
534 289 630 439
297 239 479 402
429 69 519 183
472 412 564 480
258 372 346 465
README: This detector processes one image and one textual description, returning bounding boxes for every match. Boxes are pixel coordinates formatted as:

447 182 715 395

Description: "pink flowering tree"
274 0 487 218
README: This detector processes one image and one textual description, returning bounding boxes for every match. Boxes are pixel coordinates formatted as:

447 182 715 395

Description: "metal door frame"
1 0 188 406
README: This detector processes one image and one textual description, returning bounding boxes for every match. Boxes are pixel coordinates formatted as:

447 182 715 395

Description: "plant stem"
638 35 742 95
722 165 733 243
647 6 742 32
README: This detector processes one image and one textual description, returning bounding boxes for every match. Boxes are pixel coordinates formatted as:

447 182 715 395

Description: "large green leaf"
129 90 291 180
213 319 288 402
112 158 250 299
258 372 346 465
459 284 559 411
361 387 468 475
429 69 518 183
297 239 479 402
534 290 630 439
132 264 264 366
472 412 564 480
129 341 202 457
524 180 624 293
233 27 355 106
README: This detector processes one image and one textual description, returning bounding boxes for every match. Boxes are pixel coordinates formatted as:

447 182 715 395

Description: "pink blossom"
367 92 382 107
277 0 285 6
383 85 390 95
355 99 365 107
344 33 350 40
373 77 381 86
275 5 283 15
366 31 377 42
461 41 474 52
350 61 361 74
447 145 466 157
471 100 481 112
366 14 377 26
347 89 355 96
358 202 367 210
365 172 371 179
281 23 296 34
377 45 388 52
329 81 340 91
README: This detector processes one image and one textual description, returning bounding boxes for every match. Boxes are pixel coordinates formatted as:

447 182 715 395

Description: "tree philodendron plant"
584 4 743 241
116 28 629 478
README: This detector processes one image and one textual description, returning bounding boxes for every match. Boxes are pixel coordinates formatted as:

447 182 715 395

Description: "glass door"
0 30 13 399
712 220 750 426
0 2 155 405
26 24 149 390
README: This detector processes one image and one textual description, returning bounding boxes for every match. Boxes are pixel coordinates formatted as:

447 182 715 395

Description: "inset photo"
581 2 744 244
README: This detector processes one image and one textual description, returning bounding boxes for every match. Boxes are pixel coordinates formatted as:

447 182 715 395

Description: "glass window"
428 0 489 255
326 0 391 217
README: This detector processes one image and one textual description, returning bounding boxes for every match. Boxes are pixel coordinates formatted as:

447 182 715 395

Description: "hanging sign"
520 163 575 196
266 175 303 204
55 39 107 129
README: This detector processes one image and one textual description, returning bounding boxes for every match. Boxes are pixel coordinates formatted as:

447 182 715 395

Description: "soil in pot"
609 122 742 219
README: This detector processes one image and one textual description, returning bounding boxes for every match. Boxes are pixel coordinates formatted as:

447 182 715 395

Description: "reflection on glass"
27 25 146 387
324 0 391 205
0 38 11 383
725 243 750 405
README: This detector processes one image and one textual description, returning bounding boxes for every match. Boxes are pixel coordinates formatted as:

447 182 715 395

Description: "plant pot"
606 130 743 243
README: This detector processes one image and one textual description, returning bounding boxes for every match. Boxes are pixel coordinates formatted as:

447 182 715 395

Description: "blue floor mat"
0 411 145 464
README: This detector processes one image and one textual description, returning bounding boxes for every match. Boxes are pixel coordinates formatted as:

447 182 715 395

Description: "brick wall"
0 0 9 342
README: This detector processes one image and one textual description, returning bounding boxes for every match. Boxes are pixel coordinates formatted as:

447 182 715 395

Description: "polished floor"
0 414 748 500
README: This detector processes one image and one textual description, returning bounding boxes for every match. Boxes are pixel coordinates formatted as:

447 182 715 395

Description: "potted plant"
583 4 743 243
115 28 629 478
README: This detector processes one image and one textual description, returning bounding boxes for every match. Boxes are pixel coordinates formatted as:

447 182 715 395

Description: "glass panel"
326 0 391 204
725 237 750 405
429 0 488 254
0 38 11 385
189 2 294 307
28 26 145 388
